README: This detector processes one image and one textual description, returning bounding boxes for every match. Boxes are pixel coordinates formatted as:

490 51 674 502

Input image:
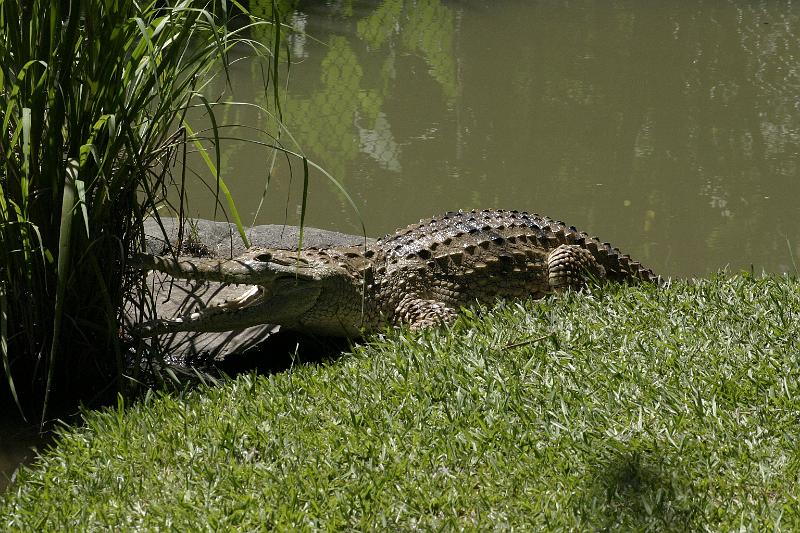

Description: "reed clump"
0 0 280 420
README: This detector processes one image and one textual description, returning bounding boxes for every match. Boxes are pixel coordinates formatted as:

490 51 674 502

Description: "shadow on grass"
585 443 698 531
131 331 353 390
212 331 352 376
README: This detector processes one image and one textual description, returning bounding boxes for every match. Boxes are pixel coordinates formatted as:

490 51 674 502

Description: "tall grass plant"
0 0 286 421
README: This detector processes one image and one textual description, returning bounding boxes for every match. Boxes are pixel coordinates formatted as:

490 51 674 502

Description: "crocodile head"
132 247 370 336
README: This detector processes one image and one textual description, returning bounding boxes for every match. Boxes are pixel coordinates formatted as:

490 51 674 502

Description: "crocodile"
132 209 659 337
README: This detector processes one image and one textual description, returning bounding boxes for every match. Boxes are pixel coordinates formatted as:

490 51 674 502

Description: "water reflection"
185 1 799 277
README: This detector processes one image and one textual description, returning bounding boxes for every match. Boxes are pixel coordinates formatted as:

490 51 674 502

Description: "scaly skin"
132 209 660 337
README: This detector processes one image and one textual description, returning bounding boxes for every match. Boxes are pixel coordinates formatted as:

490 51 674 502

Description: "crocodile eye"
255 252 272 262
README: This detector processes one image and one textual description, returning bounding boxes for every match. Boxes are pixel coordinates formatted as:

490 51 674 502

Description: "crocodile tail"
538 219 661 285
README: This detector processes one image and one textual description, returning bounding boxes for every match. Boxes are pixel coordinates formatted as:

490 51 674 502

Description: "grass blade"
43 159 79 425
183 120 250 248
0 282 24 420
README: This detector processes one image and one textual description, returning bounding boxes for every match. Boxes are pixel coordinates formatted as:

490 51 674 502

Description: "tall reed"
0 0 282 421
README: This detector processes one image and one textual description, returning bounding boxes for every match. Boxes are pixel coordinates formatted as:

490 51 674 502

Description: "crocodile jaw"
136 281 322 336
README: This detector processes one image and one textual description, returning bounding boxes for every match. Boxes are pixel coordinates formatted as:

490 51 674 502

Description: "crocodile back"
376 209 659 284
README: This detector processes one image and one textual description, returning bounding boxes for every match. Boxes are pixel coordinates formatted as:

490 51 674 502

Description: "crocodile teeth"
214 285 265 311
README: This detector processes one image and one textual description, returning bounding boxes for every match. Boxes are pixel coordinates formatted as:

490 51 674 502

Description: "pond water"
0 415 46 492
184 0 800 278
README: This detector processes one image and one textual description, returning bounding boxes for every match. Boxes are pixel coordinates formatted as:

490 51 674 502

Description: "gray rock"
143 217 370 257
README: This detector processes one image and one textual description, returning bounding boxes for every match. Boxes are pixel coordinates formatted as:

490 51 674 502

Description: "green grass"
2 275 799 530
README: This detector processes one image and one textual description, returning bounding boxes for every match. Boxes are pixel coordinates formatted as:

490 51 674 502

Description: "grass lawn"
2 275 799 530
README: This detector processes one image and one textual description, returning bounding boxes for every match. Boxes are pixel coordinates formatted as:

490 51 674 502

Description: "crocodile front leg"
547 244 606 291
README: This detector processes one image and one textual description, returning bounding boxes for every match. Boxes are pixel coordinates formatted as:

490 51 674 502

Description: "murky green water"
187 1 800 278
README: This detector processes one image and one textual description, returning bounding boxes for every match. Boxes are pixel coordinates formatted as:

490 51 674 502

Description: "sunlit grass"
2 275 798 529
